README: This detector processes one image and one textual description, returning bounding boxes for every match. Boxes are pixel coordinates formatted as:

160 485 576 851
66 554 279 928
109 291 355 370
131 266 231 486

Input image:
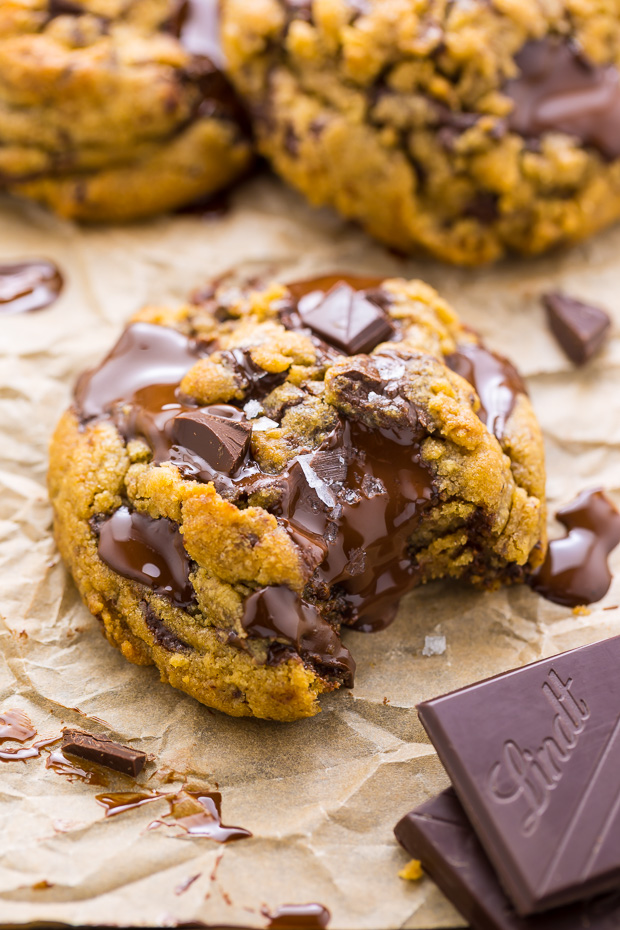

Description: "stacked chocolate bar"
394 637 620 929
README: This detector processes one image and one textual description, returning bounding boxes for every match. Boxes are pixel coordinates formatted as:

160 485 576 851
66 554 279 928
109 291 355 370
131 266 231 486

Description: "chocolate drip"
529 489 620 607
446 342 526 439
241 587 355 684
97 507 195 608
264 904 331 929
74 322 205 423
506 38 620 160
0 260 63 315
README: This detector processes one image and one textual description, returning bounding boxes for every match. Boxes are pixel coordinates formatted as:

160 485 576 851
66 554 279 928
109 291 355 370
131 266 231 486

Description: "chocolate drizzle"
529 489 620 607
97 507 195 608
0 260 63 315
162 790 252 843
446 342 526 439
506 38 620 160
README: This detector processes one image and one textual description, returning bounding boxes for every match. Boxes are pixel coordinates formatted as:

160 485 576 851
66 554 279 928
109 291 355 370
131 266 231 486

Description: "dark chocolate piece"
446 343 526 439
506 38 620 160
417 636 620 915
61 728 147 777
143 603 192 654
48 0 84 15
172 406 251 474
0 260 63 315
542 292 611 365
295 281 394 355
395 788 620 930
264 903 331 929
529 489 620 607
97 507 195 608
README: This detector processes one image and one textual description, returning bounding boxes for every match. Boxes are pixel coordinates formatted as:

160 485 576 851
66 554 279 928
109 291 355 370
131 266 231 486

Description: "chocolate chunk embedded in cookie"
49 274 546 720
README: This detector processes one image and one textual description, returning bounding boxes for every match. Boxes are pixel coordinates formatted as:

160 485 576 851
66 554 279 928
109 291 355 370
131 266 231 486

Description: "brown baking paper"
1 176 619 929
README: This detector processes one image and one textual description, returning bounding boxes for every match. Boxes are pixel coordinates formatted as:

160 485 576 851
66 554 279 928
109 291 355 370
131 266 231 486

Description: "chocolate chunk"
529 489 620 607
97 507 195 608
143 603 192 653
172 406 251 474
446 342 526 439
417 636 620 915
0 260 63 316
61 728 147 777
542 292 611 365
395 788 620 930
48 0 84 16
296 282 394 355
506 39 620 160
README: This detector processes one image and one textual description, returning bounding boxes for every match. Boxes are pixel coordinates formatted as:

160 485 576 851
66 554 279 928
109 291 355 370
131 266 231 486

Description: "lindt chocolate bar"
417 637 620 915
394 788 620 930
62 728 147 777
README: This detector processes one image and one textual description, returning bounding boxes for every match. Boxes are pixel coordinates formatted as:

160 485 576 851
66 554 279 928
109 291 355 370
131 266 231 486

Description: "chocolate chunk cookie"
49 274 546 720
0 0 251 221
221 0 620 264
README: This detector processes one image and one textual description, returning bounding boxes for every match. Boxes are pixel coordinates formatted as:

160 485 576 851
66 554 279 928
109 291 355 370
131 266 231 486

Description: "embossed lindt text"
487 669 590 835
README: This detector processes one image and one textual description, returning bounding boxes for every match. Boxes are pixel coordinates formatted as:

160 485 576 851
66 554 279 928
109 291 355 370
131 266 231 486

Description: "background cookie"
221 0 620 264
48 274 546 720
0 0 252 221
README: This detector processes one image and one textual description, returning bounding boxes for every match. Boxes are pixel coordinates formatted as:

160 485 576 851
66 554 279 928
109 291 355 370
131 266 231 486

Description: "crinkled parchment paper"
1 175 619 929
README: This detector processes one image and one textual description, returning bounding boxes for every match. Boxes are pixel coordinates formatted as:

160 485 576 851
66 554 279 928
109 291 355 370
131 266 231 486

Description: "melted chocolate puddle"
96 790 168 817
0 708 36 743
46 747 109 786
160 790 252 843
530 489 620 607
506 38 620 160
0 260 63 315
263 904 331 929
0 709 59 762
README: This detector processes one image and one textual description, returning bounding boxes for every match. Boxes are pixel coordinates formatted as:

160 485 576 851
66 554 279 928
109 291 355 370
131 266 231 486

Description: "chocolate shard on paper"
542 292 611 365
297 281 394 354
417 636 620 915
172 405 251 474
62 728 147 777
395 788 620 930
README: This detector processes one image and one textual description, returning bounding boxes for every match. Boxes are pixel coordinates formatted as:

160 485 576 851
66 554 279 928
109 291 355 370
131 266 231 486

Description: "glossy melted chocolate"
97 507 195 608
172 0 225 70
0 260 63 315
75 275 529 680
446 342 526 439
506 38 620 160
529 489 620 607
